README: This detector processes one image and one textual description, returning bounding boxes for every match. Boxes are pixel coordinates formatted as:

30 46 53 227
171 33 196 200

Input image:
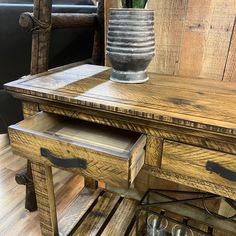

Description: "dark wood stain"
168 97 192 106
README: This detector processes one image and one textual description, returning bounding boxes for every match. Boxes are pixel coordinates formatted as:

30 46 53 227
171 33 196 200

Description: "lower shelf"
58 187 138 236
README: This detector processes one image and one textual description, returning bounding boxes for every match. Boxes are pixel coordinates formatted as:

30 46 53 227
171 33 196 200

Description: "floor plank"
0 134 9 151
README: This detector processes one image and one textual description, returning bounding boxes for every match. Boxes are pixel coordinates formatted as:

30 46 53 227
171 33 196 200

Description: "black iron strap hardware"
40 148 87 169
206 161 236 182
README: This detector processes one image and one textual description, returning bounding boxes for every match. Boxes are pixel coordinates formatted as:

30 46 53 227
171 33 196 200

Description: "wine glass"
147 214 168 236
171 224 194 236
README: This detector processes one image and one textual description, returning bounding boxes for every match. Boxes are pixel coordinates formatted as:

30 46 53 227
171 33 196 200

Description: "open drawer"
8 112 146 188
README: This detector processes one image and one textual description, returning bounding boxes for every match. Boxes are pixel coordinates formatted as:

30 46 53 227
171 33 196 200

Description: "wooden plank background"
104 0 236 82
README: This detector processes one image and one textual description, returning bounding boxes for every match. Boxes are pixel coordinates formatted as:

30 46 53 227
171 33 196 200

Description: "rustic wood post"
31 163 58 235
31 0 52 74
92 0 104 65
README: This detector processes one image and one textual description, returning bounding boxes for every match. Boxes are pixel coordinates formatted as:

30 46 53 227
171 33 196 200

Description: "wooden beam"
19 13 97 31
31 163 58 235
31 0 52 74
92 0 105 65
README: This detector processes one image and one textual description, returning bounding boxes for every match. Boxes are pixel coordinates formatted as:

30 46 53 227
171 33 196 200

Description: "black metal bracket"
206 161 236 182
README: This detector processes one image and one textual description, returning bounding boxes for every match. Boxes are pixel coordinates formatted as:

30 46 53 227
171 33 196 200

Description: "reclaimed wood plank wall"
105 0 236 82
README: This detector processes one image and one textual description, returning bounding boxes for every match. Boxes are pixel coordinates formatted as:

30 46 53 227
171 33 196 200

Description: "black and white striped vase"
106 8 155 83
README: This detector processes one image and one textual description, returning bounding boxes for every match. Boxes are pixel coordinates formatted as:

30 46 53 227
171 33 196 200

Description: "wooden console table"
4 63 236 235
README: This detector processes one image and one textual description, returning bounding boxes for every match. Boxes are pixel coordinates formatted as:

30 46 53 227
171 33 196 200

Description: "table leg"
15 160 37 212
31 163 58 236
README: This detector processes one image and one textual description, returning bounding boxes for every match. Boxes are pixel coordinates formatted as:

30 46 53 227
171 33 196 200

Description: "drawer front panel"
162 141 236 189
8 112 146 188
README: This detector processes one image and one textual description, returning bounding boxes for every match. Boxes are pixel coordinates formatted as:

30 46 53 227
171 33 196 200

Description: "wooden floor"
0 145 84 236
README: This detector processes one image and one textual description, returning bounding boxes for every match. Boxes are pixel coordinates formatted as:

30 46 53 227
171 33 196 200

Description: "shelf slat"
101 198 137 236
58 188 102 236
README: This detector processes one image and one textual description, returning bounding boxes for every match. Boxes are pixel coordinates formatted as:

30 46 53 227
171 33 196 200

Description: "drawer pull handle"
206 161 236 182
40 148 87 169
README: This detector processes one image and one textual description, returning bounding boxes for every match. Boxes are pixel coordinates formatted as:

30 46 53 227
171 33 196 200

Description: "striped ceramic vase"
106 9 155 83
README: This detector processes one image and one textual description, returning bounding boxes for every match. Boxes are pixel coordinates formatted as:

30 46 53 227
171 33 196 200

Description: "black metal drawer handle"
40 148 87 169
206 161 236 182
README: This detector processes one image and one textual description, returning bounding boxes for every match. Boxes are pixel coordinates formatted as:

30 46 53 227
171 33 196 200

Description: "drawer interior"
14 112 144 158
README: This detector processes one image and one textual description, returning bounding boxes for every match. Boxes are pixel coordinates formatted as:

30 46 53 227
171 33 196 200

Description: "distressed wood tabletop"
4 64 236 136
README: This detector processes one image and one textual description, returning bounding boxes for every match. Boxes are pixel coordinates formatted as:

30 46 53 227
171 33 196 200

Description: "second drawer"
162 140 236 189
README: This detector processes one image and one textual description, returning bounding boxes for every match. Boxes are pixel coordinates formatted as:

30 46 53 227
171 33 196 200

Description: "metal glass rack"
135 189 236 236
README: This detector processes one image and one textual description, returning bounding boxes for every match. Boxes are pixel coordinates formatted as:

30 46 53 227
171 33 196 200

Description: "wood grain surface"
0 134 9 152
31 163 58 235
162 140 236 193
0 148 234 235
5 64 236 136
69 191 138 236
22 101 39 118
105 0 236 82
72 191 120 235
145 135 163 167
31 0 52 74
101 198 138 236
5 63 236 200
38 103 236 154
59 188 102 235
223 17 236 82
8 112 145 188
4 1 236 233
146 165 236 200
